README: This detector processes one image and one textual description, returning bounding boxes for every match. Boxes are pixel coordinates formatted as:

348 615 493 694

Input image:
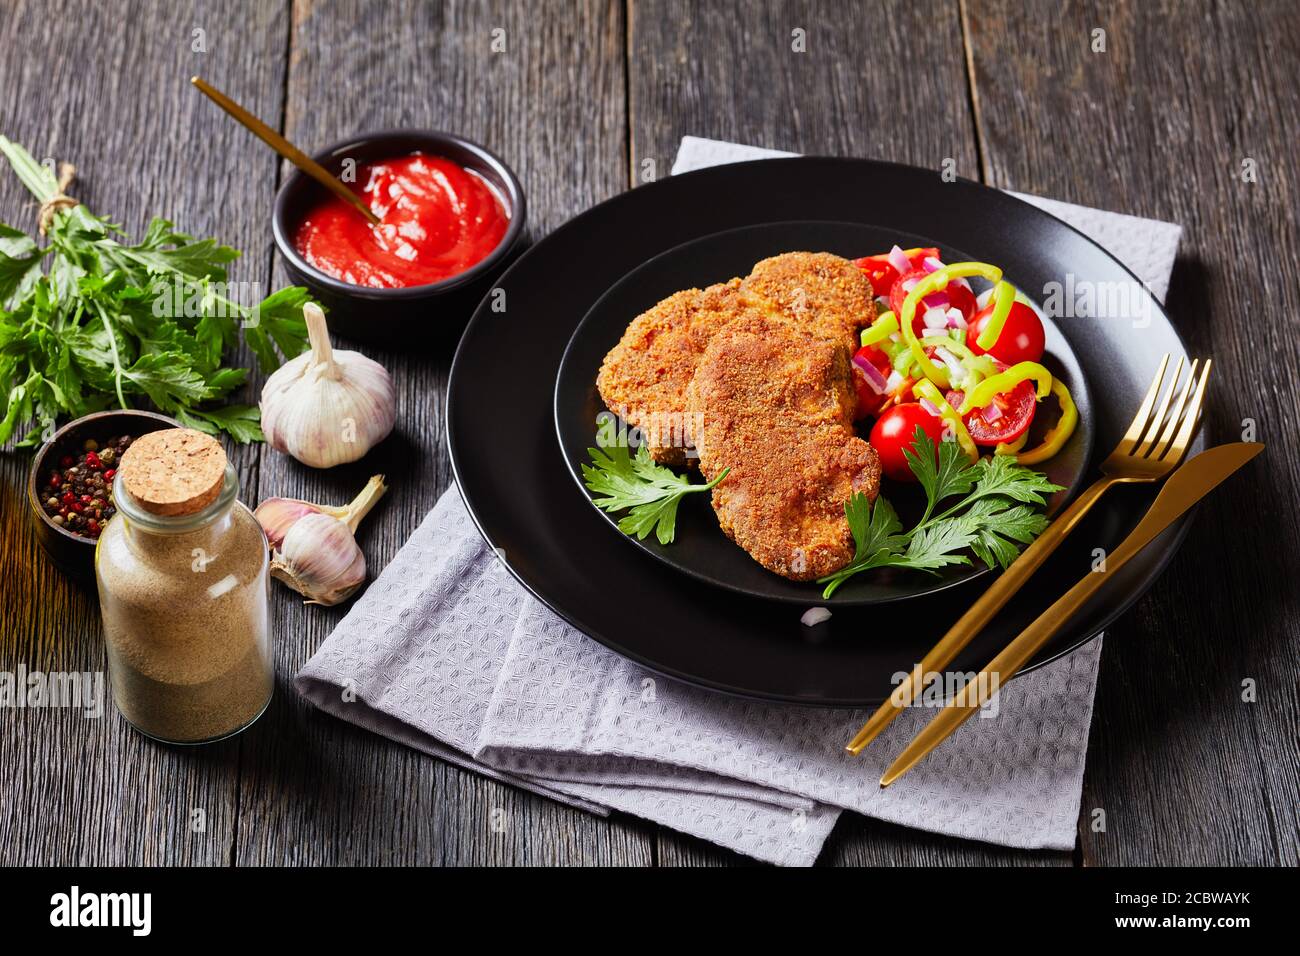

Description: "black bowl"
27 410 179 579
272 129 527 347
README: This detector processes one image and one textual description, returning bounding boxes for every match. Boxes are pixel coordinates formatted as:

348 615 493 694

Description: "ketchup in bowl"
293 153 510 289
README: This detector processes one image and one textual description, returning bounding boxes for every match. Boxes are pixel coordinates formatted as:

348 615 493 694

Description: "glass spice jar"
94 428 273 743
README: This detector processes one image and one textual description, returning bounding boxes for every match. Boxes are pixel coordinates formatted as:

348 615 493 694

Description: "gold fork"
846 353 1211 755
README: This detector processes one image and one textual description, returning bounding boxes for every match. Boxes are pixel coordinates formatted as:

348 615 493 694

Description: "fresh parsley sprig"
582 442 727 545
0 137 312 446
818 428 1063 598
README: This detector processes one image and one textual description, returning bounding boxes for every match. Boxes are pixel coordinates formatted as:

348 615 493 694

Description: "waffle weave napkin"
295 136 1181 866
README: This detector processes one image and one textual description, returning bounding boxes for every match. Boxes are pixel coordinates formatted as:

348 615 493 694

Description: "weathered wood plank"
629 0 1060 866
654 795 1075 866
235 0 647 866
823 816 1074 866
0 0 291 865
965 0 1300 865
629 0 983 182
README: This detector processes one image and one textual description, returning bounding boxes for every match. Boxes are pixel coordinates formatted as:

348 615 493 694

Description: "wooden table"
2 0 1296 866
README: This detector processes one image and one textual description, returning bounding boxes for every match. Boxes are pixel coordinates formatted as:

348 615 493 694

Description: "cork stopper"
119 428 227 517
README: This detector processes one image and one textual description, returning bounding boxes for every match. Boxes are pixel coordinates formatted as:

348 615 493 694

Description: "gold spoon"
190 76 380 226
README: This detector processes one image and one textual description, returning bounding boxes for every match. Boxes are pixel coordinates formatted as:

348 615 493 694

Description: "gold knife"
879 441 1264 788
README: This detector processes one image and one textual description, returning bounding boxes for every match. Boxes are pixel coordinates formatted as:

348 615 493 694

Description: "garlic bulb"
260 475 388 605
261 302 396 468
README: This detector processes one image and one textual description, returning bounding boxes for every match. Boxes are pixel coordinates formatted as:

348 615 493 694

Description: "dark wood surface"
0 0 1295 866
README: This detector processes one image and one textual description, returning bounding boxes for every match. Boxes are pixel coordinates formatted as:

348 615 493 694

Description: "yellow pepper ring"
994 431 1030 456
899 262 1003 389
958 361 1053 414
975 280 1017 351
1017 379 1079 465
860 311 899 347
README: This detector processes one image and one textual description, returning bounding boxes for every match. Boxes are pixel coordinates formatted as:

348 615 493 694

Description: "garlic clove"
270 512 367 606
253 497 349 549
261 303 396 468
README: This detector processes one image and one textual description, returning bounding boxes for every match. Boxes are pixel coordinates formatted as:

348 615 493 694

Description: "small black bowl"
27 410 179 579
272 129 526 347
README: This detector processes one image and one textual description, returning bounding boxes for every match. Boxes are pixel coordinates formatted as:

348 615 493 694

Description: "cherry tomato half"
854 247 938 299
949 379 1038 446
967 300 1046 365
889 269 932 335
852 344 892 419
870 402 947 482
944 280 978 322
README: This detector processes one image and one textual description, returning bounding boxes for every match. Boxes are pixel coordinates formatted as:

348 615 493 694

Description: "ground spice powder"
95 429 272 743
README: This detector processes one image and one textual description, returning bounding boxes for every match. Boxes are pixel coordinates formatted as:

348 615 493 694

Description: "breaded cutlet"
595 278 762 465
738 251 877 351
687 314 882 581
596 252 874 464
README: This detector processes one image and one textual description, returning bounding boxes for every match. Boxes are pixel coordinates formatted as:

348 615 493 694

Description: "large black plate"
447 157 1199 706
553 221 1094 605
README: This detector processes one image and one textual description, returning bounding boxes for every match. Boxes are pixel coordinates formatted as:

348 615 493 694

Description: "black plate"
554 221 1094 604
447 157 1199 706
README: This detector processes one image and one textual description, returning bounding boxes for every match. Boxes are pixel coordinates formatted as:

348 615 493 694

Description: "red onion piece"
946 307 968 330
853 352 889 393
922 255 945 273
981 402 1004 424
919 398 942 418
887 245 911 275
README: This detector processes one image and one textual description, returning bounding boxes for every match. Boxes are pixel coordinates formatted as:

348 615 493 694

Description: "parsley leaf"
966 453 1064 507
894 519 978 572
0 223 44 309
0 137 314 445
818 428 1064 598
821 494 911 584
582 442 728 545
178 404 264 443
904 428 974 522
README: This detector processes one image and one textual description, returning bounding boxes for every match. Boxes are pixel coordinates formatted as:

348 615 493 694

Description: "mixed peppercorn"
41 435 133 539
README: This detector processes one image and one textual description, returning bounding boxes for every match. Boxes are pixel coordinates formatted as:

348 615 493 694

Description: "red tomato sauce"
294 153 509 288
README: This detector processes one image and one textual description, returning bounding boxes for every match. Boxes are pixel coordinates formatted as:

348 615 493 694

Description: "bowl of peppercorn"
27 410 180 578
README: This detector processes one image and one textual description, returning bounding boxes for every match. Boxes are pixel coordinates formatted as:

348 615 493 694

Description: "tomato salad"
851 246 1079 481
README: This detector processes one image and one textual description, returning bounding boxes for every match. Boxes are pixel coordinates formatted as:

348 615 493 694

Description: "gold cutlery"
847 354 1210 755
190 76 381 226
879 440 1263 786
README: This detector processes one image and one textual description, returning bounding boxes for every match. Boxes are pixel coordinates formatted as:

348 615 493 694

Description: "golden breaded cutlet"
596 278 762 465
596 253 874 464
739 251 876 351
687 314 882 581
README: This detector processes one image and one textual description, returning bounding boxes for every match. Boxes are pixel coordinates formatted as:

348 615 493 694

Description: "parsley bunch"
582 441 727 545
818 429 1063 598
0 137 312 446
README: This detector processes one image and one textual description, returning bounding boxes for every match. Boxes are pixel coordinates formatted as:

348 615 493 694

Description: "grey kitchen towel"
295 137 1182 866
